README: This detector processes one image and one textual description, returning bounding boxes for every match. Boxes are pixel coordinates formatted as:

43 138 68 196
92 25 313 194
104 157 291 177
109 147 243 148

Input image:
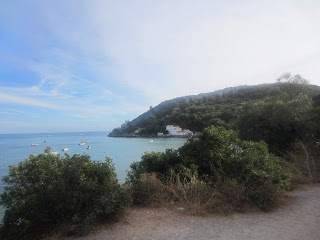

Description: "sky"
0 0 320 134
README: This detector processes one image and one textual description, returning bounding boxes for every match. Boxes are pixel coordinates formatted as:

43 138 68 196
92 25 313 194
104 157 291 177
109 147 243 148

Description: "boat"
31 144 39 146
86 146 91 149
51 152 59 155
79 142 85 145
149 140 154 142
62 148 69 151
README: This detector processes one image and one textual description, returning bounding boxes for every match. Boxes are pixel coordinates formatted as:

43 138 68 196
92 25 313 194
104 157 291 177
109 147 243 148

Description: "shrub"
0 153 131 240
180 126 289 210
130 126 289 211
127 149 198 183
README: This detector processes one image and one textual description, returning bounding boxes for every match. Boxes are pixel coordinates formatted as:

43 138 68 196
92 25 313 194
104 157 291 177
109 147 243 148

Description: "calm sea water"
0 131 186 221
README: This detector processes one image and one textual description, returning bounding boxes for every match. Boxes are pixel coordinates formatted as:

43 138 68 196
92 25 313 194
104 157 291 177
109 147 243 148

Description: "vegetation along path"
75 185 320 240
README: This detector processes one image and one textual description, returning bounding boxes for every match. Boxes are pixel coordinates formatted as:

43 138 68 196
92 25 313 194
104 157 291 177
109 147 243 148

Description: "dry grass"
284 141 320 185
168 175 219 215
131 173 177 207
131 173 251 215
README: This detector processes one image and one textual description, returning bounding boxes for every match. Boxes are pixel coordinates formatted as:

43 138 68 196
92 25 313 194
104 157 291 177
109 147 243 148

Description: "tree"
276 73 309 85
237 93 314 153
0 153 130 239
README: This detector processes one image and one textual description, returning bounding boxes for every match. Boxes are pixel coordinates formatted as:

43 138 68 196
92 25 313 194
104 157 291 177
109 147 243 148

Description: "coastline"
108 135 197 138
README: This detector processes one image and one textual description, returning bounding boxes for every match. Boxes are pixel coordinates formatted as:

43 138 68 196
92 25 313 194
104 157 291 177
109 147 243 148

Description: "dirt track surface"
77 186 320 240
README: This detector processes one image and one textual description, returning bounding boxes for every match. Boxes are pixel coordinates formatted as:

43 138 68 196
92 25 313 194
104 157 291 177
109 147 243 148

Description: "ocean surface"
0 131 187 222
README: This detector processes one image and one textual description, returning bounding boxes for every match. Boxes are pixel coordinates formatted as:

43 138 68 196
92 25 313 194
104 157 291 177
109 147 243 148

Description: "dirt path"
75 185 320 240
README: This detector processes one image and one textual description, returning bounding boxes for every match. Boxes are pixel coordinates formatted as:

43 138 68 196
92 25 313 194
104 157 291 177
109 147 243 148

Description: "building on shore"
166 125 193 136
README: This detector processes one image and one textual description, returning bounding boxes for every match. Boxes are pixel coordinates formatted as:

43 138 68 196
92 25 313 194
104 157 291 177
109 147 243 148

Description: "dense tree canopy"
237 92 315 153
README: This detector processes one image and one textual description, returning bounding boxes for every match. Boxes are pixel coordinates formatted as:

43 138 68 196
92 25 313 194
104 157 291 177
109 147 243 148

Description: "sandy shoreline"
66 185 320 240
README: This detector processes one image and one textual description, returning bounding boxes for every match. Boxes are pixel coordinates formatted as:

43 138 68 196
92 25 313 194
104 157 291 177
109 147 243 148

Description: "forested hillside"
110 75 320 149
125 75 320 215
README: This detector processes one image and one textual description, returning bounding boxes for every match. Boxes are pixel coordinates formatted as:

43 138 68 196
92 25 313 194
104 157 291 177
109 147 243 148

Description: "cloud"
73 0 320 101
0 92 60 109
5 0 320 102
1 0 320 133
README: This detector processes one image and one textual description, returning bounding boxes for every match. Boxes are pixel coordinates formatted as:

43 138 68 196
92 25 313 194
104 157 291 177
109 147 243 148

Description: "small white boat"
86 146 91 149
31 143 39 146
51 152 59 155
62 148 69 151
149 140 154 143
79 142 85 145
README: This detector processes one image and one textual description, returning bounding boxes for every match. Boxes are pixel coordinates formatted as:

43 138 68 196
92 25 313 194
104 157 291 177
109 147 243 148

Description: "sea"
0 131 187 222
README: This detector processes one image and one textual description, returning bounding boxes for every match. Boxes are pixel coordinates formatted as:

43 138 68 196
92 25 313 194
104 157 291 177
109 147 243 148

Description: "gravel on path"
74 185 320 240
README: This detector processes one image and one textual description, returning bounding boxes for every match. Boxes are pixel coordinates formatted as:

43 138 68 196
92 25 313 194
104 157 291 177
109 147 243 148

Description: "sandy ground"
72 185 320 240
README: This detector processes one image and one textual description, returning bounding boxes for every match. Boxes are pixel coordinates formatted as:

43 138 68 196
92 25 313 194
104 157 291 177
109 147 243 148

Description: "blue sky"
1 0 320 133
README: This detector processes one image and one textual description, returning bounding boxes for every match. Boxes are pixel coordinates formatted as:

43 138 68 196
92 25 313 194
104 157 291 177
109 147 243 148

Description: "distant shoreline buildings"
165 125 193 136
111 124 195 138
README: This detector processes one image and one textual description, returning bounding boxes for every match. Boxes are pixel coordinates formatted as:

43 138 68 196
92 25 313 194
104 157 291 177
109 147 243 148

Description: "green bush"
181 126 290 210
127 149 198 183
130 126 289 211
0 153 131 240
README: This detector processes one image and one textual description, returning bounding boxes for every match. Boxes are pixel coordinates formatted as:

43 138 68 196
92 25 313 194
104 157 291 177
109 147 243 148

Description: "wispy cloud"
1 0 320 133
0 92 60 109
61 0 319 102
0 109 25 115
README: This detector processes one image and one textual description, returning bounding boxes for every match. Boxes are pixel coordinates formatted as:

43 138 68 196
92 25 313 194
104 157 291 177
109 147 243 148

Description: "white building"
134 128 143 135
166 125 193 136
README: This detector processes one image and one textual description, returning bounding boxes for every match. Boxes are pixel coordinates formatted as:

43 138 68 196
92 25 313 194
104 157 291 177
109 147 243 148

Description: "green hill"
109 81 320 141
